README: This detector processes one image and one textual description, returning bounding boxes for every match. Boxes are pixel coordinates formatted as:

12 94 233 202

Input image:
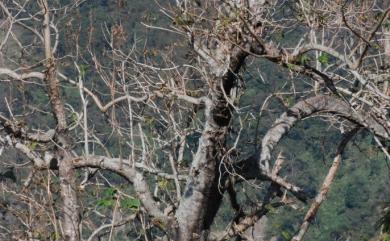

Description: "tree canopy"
0 0 389 240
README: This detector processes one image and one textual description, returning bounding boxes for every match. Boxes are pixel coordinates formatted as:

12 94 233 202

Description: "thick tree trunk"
175 45 247 239
175 97 230 240
58 151 80 241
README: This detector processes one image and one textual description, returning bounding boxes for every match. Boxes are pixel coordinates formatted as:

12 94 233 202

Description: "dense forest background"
0 0 389 240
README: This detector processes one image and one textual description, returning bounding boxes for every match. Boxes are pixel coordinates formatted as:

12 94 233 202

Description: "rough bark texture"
41 1 80 240
174 44 247 240
175 119 228 240
58 151 80 241
174 85 234 239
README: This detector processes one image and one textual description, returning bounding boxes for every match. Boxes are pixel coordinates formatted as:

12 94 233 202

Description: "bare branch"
291 128 360 241
0 68 44 81
86 214 137 241
260 95 389 172
0 113 55 142
0 135 49 168
72 156 167 220
58 72 148 112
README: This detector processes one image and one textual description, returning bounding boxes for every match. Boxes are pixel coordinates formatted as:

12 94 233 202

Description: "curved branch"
215 154 287 241
86 214 136 241
259 95 389 170
58 72 148 112
0 68 44 80
72 156 166 220
296 43 354 68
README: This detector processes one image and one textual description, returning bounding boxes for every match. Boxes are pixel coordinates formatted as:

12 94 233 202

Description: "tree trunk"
175 45 247 239
41 1 80 239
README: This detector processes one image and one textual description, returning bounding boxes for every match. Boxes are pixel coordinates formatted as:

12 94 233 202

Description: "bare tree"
0 0 389 240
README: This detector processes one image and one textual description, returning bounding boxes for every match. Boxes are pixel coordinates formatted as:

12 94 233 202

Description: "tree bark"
40 1 80 240
260 95 389 170
175 43 247 239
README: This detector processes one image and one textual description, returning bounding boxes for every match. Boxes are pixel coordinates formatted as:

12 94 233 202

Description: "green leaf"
143 116 154 126
318 53 329 65
158 178 169 189
102 187 116 198
121 198 141 209
281 230 291 240
286 63 296 70
299 55 311 65
28 141 37 150
97 199 115 207
174 15 194 26
69 112 78 124
79 64 89 78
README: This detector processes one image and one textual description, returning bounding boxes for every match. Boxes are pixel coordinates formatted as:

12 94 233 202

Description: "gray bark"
260 95 389 170
41 1 80 239
175 45 247 240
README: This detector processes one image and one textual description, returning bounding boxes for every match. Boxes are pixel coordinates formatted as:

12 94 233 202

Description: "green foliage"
299 55 311 65
50 232 60 240
318 15 329 26
382 234 390 241
96 187 140 210
264 127 388 241
121 197 141 210
69 111 78 125
97 199 115 207
103 187 116 197
27 141 37 151
157 177 169 189
318 53 329 65
281 230 291 240
375 233 390 241
79 64 89 78
174 15 194 26
217 16 235 29
2 1 388 240
286 63 296 70
265 204 278 214
96 187 116 207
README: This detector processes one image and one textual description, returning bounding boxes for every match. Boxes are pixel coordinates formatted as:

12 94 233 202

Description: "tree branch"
58 72 148 112
72 155 166 220
0 113 55 142
0 68 45 81
291 127 360 241
260 95 389 172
